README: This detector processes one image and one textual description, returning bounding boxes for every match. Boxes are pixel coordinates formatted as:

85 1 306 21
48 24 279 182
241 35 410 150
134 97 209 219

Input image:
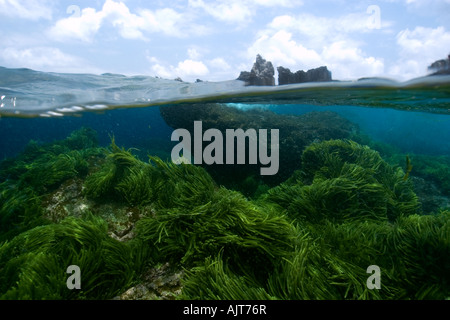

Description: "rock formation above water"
237 54 275 86
277 66 332 85
428 54 450 75
237 54 332 86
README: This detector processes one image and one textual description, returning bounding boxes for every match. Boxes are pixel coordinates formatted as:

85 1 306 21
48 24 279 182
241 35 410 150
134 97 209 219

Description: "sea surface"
0 66 449 300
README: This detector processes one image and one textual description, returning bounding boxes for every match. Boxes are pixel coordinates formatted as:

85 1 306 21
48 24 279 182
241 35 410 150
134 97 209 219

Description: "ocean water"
0 66 449 300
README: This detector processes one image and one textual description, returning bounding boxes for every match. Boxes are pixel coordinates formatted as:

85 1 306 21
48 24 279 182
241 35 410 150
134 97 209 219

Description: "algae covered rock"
160 103 359 190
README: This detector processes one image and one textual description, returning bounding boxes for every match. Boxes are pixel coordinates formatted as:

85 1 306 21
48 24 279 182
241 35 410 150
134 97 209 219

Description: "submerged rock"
116 263 184 300
237 54 275 86
411 176 450 213
160 103 358 189
278 66 332 85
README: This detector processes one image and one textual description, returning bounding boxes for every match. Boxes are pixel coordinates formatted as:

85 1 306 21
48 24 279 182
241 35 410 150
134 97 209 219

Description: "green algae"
135 188 298 282
0 128 105 242
0 127 449 300
0 183 47 242
0 213 152 300
262 139 420 223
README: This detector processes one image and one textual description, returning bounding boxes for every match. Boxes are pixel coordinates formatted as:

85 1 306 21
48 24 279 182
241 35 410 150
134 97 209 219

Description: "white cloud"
244 11 391 80
389 26 450 79
248 30 384 80
0 0 52 20
188 48 202 60
188 0 304 24
268 13 392 48
396 26 450 57
176 60 209 77
189 0 253 24
322 41 384 79
0 47 101 73
209 58 231 71
248 30 324 69
251 0 303 6
48 0 197 42
138 7 187 37
150 58 209 81
151 63 174 79
49 7 103 42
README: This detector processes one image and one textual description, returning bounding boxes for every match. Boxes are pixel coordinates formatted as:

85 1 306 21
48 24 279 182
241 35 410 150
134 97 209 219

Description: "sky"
0 0 449 82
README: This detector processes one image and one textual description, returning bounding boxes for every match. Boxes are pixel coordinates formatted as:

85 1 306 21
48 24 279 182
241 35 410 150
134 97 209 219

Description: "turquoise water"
0 66 449 300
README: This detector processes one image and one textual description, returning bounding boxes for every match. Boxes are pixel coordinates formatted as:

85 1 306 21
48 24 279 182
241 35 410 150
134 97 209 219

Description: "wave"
0 66 449 117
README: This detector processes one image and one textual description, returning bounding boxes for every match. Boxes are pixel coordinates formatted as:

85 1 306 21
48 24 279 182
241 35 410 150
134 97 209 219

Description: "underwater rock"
278 66 332 85
428 54 450 75
116 263 184 300
160 103 358 187
42 178 87 223
411 176 450 213
237 54 275 86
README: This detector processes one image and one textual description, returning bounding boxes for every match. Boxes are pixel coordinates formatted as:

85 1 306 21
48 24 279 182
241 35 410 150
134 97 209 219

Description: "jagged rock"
174 77 183 82
237 71 252 83
278 66 332 85
428 54 450 75
237 54 275 86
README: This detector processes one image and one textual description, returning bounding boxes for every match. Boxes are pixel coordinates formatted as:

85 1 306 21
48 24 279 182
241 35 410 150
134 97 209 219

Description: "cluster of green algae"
0 128 449 300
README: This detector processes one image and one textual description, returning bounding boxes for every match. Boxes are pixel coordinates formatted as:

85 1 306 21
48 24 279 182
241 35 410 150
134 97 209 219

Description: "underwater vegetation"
160 104 359 190
360 138 450 213
0 127 100 193
0 127 449 300
0 128 103 242
262 139 420 223
0 213 150 299
367 138 450 197
0 183 45 242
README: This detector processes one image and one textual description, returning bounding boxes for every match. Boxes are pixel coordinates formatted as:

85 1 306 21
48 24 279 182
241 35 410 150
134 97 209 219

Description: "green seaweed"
148 156 216 210
136 188 298 281
180 255 277 300
1 127 448 300
83 136 143 202
0 213 152 300
115 164 156 206
19 151 87 193
263 139 420 223
387 211 450 299
0 127 101 197
403 155 413 181
0 182 47 242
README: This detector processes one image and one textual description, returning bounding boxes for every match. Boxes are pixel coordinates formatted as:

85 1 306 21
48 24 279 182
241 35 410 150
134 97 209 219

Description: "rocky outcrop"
237 54 275 86
428 54 450 75
278 66 332 85
237 54 332 86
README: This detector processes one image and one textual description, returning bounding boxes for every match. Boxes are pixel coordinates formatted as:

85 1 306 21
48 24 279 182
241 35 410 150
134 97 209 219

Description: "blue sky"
1 0 449 82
